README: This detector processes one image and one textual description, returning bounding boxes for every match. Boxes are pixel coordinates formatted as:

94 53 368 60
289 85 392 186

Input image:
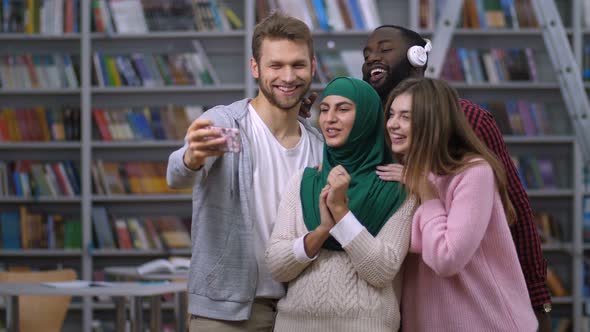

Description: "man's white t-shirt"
245 103 322 298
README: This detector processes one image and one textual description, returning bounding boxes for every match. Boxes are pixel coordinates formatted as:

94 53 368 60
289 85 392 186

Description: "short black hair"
375 25 427 49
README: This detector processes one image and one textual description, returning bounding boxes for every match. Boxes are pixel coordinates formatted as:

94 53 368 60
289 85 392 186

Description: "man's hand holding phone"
183 119 241 171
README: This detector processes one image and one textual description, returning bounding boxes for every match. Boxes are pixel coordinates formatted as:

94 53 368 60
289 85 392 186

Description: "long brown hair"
385 78 516 225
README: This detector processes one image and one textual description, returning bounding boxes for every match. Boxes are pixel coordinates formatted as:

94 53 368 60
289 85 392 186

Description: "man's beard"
368 62 414 103
259 78 310 111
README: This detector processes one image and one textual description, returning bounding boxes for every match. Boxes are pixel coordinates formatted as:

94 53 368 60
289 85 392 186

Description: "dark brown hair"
251 12 314 63
385 78 516 225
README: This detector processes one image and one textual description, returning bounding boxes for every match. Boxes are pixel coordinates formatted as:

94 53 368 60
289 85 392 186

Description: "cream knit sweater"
266 170 416 332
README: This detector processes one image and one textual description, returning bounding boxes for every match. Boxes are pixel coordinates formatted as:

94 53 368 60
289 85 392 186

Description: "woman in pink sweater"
383 78 538 331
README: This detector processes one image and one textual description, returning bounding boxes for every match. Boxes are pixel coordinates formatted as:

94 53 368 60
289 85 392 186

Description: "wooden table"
0 281 186 332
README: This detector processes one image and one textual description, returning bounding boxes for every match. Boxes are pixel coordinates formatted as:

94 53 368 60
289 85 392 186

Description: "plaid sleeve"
460 99 552 309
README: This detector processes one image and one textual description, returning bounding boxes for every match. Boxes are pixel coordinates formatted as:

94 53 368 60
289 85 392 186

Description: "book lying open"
136 257 190 275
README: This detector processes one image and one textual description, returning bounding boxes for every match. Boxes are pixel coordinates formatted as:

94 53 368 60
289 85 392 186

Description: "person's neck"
250 95 302 146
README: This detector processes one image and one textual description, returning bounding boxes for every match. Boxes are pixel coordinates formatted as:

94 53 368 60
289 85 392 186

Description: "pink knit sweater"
402 161 538 332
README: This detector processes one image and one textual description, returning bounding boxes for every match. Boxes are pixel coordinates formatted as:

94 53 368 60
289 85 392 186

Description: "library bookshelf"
0 0 588 330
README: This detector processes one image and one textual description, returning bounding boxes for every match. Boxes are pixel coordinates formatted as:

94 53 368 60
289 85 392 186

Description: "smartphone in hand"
209 126 241 153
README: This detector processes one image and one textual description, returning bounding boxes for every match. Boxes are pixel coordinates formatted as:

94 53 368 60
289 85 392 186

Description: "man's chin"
366 77 388 95
373 83 391 100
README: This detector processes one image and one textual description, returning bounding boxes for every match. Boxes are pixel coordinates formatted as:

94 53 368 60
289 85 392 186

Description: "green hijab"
301 77 406 251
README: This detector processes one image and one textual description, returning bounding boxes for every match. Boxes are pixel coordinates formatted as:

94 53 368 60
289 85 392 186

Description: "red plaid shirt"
460 98 551 309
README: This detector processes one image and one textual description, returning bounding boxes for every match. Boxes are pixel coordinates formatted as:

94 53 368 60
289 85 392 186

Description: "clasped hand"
319 165 351 230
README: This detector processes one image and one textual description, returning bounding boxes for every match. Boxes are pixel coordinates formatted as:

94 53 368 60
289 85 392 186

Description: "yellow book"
25 0 34 34
105 56 122 87
35 107 51 141
224 7 243 29
5 109 21 141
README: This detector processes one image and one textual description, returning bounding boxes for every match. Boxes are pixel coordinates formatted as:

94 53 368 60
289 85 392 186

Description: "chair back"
0 269 77 332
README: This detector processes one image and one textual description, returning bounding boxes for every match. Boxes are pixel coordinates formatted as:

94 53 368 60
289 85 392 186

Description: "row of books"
92 0 241 34
92 42 219 87
257 0 380 32
92 207 191 250
0 0 79 33
0 206 81 250
419 0 538 30
0 53 80 89
511 155 566 190
482 100 570 136
0 160 80 197
534 211 565 244
92 105 203 141
0 107 80 142
92 160 190 195
441 47 537 83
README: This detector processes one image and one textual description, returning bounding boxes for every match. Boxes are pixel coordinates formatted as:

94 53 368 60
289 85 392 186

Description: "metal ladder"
425 0 590 163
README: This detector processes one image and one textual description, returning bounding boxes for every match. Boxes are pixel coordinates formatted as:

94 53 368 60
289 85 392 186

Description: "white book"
192 40 221 85
324 0 345 31
108 0 148 34
54 0 64 34
358 0 381 30
53 54 69 88
56 162 75 196
277 0 315 30
43 280 112 288
62 55 79 88
481 52 499 83
137 257 190 275
44 163 61 196
184 105 204 122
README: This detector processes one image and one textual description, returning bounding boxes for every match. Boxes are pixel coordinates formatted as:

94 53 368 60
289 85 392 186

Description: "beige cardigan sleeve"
266 170 312 283
343 196 416 288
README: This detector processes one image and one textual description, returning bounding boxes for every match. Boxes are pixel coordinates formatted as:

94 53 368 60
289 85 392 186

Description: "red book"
52 162 74 196
64 0 75 33
92 108 113 141
113 218 133 249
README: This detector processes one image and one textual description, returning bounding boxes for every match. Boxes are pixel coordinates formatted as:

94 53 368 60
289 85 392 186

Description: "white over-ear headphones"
407 38 432 68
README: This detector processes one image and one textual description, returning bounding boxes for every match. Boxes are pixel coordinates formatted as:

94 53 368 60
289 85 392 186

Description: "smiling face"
362 28 414 101
251 38 315 111
319 95 356 148
386 92 412 157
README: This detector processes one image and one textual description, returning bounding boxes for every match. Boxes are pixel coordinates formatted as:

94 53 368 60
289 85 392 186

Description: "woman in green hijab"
266 77 416 332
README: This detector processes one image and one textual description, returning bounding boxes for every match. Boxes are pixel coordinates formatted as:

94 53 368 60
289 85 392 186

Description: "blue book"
125 111 141 139
312 0 330 31
73 0 79 32
584 46 590 80
134 111 155 140
346 0 365 30
1 212 21 249
62 161 80 195
47 215 55 249
12 171 22 196
91 207 116 249
149 108 167 140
